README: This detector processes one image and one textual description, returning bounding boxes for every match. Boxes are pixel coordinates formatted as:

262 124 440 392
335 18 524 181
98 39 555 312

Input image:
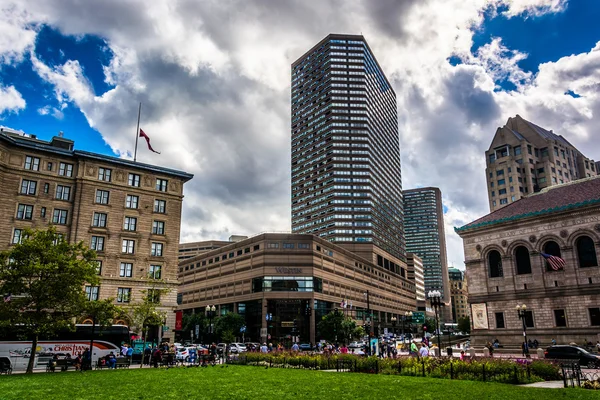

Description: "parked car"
245 342 260 352
216 343 227 354
228 343 247 353
299 343 312 351
175 347 196 362
349 341 366 349
545 345 600 368
195 345 209 355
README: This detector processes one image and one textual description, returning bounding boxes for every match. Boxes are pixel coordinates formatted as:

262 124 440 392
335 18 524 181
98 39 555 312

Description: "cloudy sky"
1 0 599 269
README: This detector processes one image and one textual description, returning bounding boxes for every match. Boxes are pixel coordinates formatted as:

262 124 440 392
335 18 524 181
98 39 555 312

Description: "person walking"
410 340 418 357
260 343 268 353
419 343 429 359
291 342 299 352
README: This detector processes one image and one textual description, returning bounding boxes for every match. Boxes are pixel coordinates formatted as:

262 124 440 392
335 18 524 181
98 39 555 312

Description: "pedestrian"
459 350 465 361
153 347 162 368
340 344 348 354
291 342 299 352
410 340 418 357
121 343 128 357
551 338 557 346
419 343 429 358
144 346 152 365
521 341 529 358
126 345 134 364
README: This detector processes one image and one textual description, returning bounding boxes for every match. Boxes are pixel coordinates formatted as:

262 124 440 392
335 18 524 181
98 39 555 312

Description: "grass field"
0 365 596 400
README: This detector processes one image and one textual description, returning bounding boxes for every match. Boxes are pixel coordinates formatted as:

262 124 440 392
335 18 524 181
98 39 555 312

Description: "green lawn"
0 365 595 400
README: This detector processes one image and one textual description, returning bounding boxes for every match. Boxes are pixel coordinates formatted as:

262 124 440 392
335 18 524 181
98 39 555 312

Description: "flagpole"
133 102 142 162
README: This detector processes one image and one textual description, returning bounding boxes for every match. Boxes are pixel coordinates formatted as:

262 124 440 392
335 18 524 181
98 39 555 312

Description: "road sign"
162 326 169 332
195 324 200 336
260 328 267 337
412 312 425 324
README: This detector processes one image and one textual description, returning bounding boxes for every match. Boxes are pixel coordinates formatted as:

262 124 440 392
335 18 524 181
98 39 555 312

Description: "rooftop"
456 175 600 233
0 129 193 181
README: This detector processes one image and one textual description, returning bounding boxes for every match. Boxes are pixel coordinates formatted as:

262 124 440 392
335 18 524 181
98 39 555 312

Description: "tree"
317 310 359 344
79 299 124 368
423 317 438 336
0 227 98 373
457 316 471 334
128 283 170 352
214 312 245 343
182 312 206 343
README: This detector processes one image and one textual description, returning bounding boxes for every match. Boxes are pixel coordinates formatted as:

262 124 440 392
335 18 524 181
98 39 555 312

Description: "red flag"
139 129 160 154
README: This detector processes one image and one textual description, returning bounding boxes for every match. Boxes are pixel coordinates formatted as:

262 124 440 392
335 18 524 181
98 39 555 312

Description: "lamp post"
402 311 413 346
205 305 216 344
428 290 443 355
391 316 397 337
516 304 529 358
363 291 372 356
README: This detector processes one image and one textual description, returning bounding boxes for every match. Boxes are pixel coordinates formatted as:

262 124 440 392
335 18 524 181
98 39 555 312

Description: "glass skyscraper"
291 34 405 262
403 187 450 304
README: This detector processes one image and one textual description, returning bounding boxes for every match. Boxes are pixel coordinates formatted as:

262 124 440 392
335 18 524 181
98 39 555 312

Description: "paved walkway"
520 381 565 389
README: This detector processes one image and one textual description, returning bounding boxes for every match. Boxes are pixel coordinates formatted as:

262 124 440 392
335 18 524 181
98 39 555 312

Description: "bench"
96 357 130 370
46 359 72 372
0 358 12 375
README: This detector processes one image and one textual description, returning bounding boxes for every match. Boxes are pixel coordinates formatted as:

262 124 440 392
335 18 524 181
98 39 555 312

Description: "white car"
228 343 247 353
175 347 196 362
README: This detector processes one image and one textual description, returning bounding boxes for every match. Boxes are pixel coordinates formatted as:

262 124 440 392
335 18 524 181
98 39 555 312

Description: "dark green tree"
317 309 359 344
457 316 471 334
214 312 245 343
0 227 98 373
79 299 124 368
423 317 438 336
182 313 206 343
128 283 170 360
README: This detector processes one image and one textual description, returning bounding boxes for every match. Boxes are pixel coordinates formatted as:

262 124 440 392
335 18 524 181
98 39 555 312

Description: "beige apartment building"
0 129 193 341
448 268 469 322
177 233 416 345
456 176 600 346
485 115 597 212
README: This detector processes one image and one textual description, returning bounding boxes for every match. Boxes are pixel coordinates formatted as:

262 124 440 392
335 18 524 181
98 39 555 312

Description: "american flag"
541 252 566 271
3 293 10 303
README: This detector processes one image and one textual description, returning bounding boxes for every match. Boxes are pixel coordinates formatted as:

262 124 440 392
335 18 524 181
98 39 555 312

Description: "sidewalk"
520 381 565 389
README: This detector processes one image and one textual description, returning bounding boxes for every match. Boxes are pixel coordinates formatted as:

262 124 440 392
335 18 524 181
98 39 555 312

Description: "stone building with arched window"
456 176 600 346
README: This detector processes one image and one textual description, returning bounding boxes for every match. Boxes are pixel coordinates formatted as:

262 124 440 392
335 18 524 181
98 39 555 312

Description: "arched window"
543 241 562 271
577 236 598 268
488 250 503 278
515 246 532 275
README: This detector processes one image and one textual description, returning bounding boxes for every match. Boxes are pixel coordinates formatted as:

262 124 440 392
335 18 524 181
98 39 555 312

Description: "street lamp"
402 311 413 346
516 304 530 358
391 316 397 336
205 305 216 344
428 290 443 354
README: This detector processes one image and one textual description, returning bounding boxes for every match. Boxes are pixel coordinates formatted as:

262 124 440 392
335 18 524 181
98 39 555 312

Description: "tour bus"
0 324 130 371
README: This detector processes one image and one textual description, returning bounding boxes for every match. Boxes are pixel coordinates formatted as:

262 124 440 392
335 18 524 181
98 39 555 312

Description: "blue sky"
1 0 599 268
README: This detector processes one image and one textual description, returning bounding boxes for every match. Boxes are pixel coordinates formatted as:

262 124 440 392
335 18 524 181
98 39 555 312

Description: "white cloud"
0 0 595 274
0 85 26 115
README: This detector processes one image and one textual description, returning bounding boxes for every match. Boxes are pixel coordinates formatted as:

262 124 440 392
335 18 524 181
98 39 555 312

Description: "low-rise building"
456 176 600 346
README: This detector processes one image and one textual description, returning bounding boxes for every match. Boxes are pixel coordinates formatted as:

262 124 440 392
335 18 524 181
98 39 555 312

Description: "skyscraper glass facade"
403 187 450 301
291 34 405 261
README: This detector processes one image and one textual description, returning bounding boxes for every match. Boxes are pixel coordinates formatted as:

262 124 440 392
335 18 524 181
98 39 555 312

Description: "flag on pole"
139 129 161 154
541 252 566 271
3 293 11 303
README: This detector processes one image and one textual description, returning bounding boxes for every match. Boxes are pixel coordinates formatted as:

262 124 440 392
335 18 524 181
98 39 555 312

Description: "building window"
497 179 505 185
152 221 165 235
20 180 37 195
98 167 112 182
47 162 53 171
52 209 68 224
128 173 140 187
85 286 99 301
523 310 534 328
56 185 71 201
590 308 600 326
499 198 508 205
496 170 504 176
498 189 507 195
94 260 102 275
117 288 131 303
120 262 133 277
95 189 109 204
543 241 562 271
156 178 168 192
268 243 279 249
488 250 503 278
24 156 40 171
283 243 294 249
298 243 310 249
495 312 505 329
124 217 137 231
515 246 532 275
554 309 567 327
122 239 135 254
154 199 166 213
147 289 160 304
92 212 107 228
149 265 162 279
577 236 598 268
12 229 23 244
58 162 73 177
16 204 33 220
125 195 139 209
91 236 105 251
151 242 163 257
514 146 521 156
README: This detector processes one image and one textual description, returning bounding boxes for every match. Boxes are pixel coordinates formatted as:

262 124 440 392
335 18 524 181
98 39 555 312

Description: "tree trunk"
26 335 38 374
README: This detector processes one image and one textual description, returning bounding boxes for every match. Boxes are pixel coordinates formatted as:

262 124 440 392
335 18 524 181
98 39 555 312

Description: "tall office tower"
403 187 450 308
291 34 405 262
485 115 597 212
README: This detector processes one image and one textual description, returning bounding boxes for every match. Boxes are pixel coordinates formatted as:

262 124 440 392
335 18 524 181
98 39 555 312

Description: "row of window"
92 212 166 234
494 308 600 329
90 236 164 257
85 286 160 303
23 156 170 192
487 237 598 278
100 262 162 279
15 205 67 223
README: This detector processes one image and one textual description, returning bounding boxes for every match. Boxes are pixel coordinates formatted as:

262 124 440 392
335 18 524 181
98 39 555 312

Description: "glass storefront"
252 276 322 293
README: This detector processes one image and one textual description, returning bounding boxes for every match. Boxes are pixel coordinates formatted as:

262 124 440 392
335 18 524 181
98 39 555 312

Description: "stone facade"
0 130 192 341
457 188 600 346
448 268 469 322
